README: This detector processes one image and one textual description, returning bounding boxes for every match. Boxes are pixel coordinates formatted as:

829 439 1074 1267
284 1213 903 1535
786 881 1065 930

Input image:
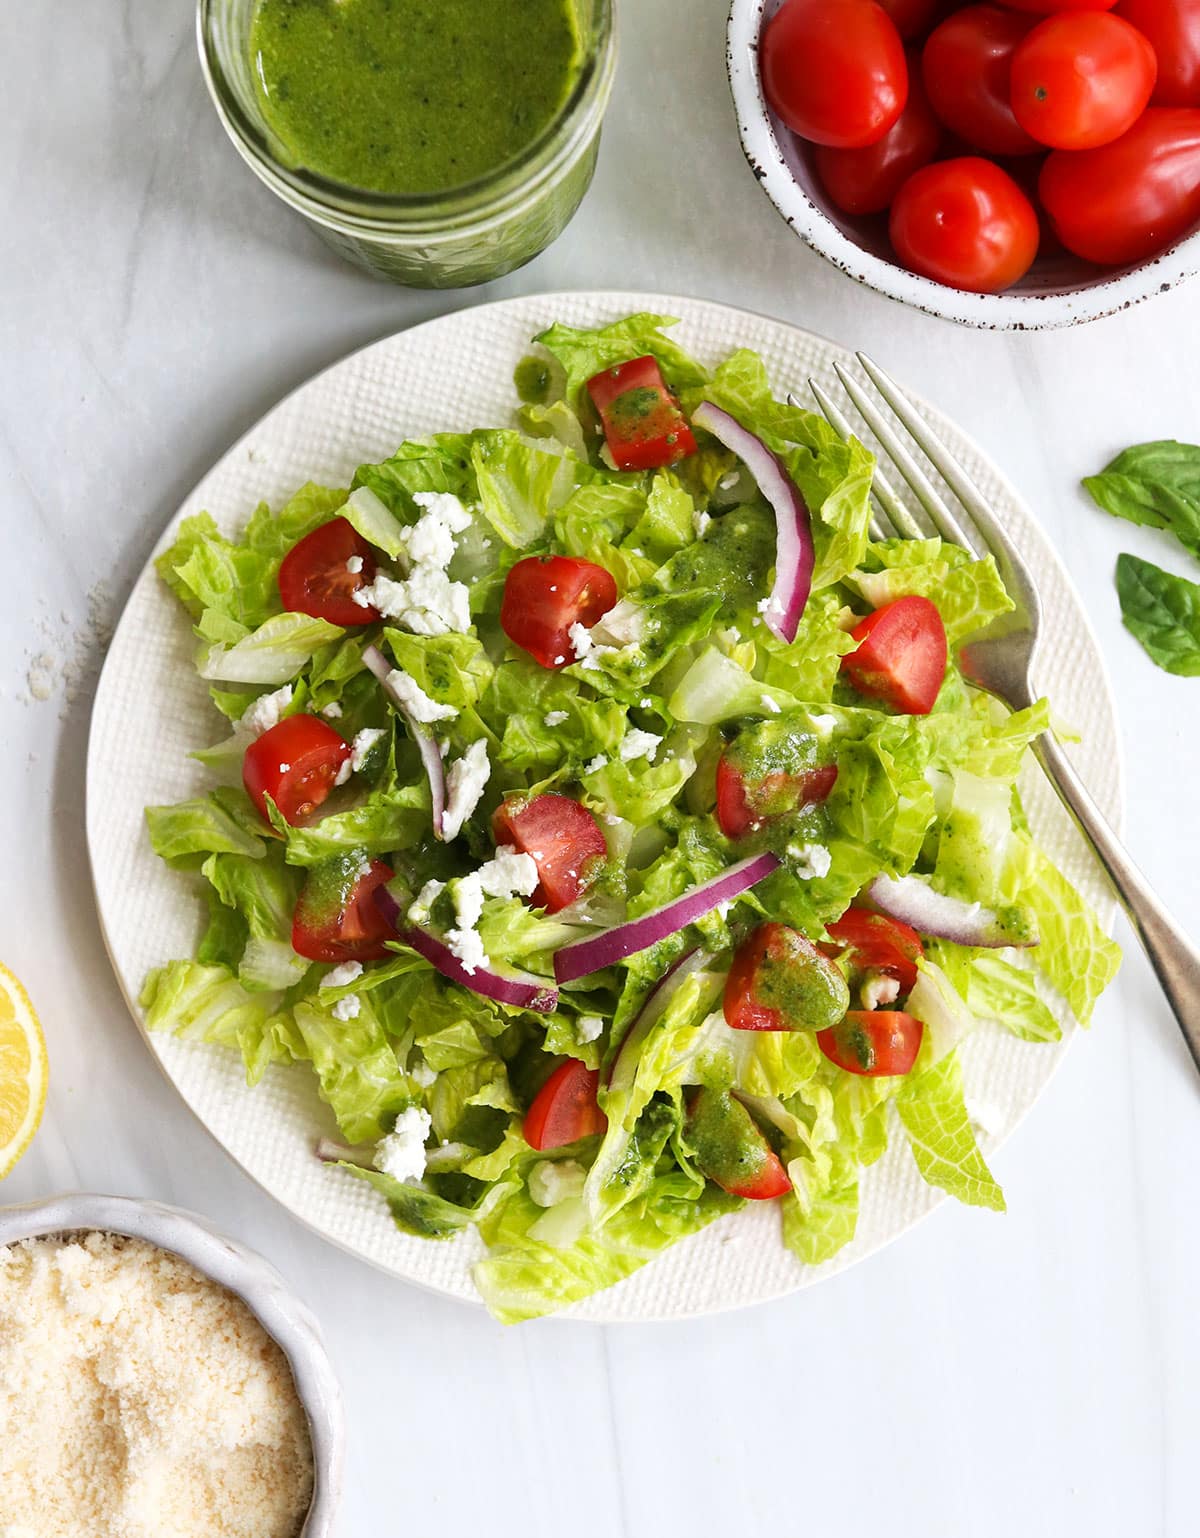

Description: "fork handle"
1034 734 1200 1072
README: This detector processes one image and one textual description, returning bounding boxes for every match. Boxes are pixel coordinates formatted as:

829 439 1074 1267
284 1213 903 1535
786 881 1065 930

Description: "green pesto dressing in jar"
250 0 582 195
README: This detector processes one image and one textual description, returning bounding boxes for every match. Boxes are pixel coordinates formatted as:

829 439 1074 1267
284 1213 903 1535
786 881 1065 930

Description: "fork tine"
831 363 983 556
855 353 1022 566
800 383 894 541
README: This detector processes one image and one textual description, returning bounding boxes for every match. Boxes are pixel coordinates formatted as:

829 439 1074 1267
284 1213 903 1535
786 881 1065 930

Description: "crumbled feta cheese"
719 472 739 491
602 812 622 826
444 846 538 975
693 509 712 539
478 846 540 899
354 565 471 635
568 621 596 662
409 1059 436 1088
860 970 901 1011
544 710 569 727
576 1014 604 1043
585 754 609 774
788 842 833 880
346 555 364 575
591 599 646 647
383 669 456 725
528 1159 588 1208
374 1106 432 1184
333 758 353 787
321 960 363 990
619 728 662 763
442 739 491 841
277 761 291 773
331 994 361 1022
715 900 733 919
350 726 387 772
756 596 772 614
402 491 473 568
761 694 782 715
638 697 653 709
810 713 838 736
407 879 445 926
237 684 292 738
319 701 343 719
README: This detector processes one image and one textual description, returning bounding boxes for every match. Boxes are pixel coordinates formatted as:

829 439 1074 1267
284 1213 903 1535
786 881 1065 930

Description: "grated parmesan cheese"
0 1233 313 1538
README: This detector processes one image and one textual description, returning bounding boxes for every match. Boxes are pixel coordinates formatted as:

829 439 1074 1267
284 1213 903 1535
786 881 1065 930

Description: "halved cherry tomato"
760 0 909 149
813 70 943 216
685 1087 792 1200
242 715 351 826
492 793 608 913
826 907 925 994
524 1059 606 1150
878 0 941 41
278 517 381 626
1011 12 1156 150
585 356 697 472
1115 0 1200 108
500 554 618 670
841 595 949 712
817 1011 924 1076
723 923 851 1033
715 755 838 839
1038 107 1200 264
922 7 1041 156
292 857 394 964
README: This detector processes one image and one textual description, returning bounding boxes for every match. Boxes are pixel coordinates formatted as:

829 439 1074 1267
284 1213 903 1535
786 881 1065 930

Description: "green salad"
142 314 1120 1323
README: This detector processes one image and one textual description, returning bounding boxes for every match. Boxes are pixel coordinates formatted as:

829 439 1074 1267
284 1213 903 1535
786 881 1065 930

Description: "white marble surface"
3 3 1199 1534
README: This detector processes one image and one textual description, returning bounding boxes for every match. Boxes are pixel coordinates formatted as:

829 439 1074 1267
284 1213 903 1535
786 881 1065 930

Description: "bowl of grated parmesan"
0 1193 343 1538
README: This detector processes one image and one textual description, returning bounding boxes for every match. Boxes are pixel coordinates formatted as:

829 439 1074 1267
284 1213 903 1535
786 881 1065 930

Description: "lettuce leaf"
896 1049 1006 1211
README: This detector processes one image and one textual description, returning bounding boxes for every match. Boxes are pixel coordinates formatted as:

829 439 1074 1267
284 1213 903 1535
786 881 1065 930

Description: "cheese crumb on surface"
237 684 292 739
692 509 711 539
445 847 539 974
350 725 387 771
528 1159 588 1208
321 959 363 990
331 993 361 1021
319 701 342 719
618 728 661 763
353 492 473 634
374 1106 433 1184
0 1233 313 1538
576 1014 604 1044
585 754 609 774
543 710 568 727
383 669 456 726
788 842 833 880
442 739 491 841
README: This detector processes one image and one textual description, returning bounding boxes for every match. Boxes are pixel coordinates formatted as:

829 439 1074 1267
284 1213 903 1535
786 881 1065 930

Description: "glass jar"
198 0 617 289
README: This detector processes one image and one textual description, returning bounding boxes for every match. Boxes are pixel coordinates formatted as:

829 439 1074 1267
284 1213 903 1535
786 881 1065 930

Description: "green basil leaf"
1084 440 1200 560
1116 553 1200 677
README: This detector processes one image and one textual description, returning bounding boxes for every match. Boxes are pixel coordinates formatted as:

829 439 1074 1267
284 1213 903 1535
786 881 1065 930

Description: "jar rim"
197 0 616 231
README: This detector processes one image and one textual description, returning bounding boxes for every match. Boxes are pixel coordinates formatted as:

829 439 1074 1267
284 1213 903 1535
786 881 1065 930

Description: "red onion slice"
691 401 814 643
554 852 781 984
364 643 447 839
375 883 559 1013
867 873 1039 950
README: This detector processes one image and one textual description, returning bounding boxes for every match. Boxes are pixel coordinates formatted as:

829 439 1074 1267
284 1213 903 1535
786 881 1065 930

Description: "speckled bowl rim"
0 1193 343 1538
727 0 1200 329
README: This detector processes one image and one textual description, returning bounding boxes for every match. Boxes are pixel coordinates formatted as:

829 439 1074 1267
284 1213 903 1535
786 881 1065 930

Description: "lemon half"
0 963 48 1179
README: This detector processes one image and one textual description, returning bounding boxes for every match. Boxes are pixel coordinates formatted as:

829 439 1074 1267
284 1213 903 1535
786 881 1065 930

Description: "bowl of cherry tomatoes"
728 0 1200 325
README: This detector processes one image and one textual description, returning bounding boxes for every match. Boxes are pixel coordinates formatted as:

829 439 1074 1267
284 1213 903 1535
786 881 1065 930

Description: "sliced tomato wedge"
500 554 618 670
586 355 698 472
685 1087 792 1200
715 754 838 839
840 595 948 714
492 793 608 913
826 907 924 994
242 715 351 826
292 858 394 964
278 517 381 626
723 922 850 1033
817 1010 924 1076
524 1059 606 1150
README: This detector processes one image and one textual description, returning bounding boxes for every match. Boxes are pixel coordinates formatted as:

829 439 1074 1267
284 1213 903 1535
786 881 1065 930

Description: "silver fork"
801 356 1200 1073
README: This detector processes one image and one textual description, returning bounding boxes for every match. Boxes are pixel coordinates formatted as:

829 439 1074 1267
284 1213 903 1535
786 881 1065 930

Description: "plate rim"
86 288 1124 1322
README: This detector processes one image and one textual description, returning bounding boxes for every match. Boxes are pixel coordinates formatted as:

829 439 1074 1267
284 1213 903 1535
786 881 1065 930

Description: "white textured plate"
87 292 1121 1322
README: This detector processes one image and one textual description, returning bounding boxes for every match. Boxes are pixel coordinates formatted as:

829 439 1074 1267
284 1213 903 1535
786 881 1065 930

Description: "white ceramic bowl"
0 1193 343 1537
728 0 1200 328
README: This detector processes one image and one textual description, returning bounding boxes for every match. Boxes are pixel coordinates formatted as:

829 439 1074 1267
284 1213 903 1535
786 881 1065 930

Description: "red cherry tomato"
814 71 943 215
277 517 381 626
817 1011 924 1076
685 1088 792 1200
292 858 395 964
492 794 609 913
585 356 697 472
889 157 1040 291
1115 0 1200 107
524 1060 606 1150
723 922 848 1033
242 715 351 826
760 0 909 149
1038 107 1200 262
878 0 941 40
922 6 1041 155
500 554 618 670
715 754 838 839
826 907 925 994
1003 0 1117 12
840 595 950 712
1011 13 1156 149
